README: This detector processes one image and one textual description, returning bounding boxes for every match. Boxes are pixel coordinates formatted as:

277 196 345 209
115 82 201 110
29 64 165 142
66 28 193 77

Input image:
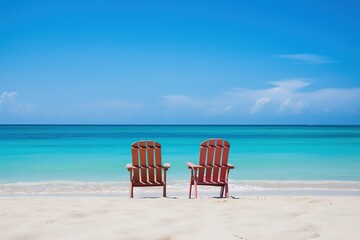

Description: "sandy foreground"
0 196 359 240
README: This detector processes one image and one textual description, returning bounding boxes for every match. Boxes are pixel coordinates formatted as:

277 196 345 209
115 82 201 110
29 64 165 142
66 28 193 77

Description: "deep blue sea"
1 125 360 195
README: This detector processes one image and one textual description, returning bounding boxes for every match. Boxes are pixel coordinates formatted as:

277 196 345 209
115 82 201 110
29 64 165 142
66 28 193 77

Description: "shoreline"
1 180 360 197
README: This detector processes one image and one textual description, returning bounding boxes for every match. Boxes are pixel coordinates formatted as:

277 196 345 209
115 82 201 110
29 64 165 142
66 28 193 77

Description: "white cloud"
279 99 306 114
207 105 233 115
300 88 360 114
0 91 34 113
271 79 310 91
0 91 17 105
251 98 271 114
276 54 335 64
161 80 360 118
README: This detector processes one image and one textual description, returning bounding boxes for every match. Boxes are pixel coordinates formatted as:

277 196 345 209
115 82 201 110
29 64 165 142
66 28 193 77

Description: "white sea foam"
1 180 359 197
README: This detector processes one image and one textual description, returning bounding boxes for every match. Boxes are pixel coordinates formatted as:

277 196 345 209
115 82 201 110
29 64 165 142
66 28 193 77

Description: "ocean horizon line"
1 123 360 127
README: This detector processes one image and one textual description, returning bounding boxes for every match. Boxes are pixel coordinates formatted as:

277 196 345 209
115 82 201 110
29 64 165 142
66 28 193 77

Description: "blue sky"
1 0 360 124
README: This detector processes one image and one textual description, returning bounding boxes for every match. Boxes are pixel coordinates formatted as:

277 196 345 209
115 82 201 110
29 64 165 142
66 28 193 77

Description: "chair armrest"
186 162 201 169
126 164 170 170
126 163 134 171
227 163 234 169
163 163 171 170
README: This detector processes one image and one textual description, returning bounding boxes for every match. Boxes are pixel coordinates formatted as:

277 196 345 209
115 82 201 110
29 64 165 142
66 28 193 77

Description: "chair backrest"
131 140 162 183
198 138 230 182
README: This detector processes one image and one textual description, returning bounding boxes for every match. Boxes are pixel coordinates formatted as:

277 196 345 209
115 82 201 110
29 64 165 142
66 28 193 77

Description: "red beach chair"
126 140 170 198
187 139 234 198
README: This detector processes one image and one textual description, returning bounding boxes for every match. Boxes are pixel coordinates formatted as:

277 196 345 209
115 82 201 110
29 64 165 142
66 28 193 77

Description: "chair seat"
132 181 165 186
196 180 227 186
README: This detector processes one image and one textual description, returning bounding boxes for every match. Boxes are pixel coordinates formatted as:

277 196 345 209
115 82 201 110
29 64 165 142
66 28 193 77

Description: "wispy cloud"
0 91 34 113
161 80 360 118
276 54 335 64
279 99 307 114
251 98 271 114
270 79 310 91
0 91 17 105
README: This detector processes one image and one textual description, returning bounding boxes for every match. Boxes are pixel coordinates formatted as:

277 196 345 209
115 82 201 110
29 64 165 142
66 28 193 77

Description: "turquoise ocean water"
1 125 360 195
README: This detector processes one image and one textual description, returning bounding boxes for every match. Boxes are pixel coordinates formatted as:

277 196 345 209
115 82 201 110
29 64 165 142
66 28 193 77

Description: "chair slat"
139 147 148 183
138 141 146 148
212 145 222 182
198 146 207 181
147 145 155 182
155 146 162 182
205 144 215 182
132 147 140 182
219 145 230 181
222 145 230 165
215 139 223 146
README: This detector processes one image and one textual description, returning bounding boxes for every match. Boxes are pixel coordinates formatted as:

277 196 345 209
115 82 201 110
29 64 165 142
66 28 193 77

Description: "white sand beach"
1 196 359 240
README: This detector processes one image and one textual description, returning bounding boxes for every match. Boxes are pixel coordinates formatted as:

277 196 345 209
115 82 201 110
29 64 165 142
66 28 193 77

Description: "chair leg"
189 181 192 199
189 171 194 199
194 180 198 199
220 186 224 198
130 183 134 198
163 169 167 198
225 183 229 198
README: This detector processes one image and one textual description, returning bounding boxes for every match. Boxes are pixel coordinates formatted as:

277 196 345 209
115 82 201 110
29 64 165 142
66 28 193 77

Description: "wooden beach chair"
186 139 234 198
126 140 170 198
